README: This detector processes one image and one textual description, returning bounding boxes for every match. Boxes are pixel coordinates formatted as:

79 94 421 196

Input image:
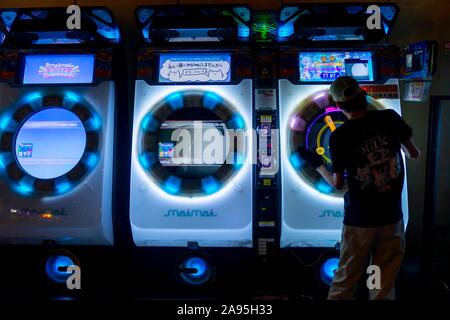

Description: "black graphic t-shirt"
330 109 413 227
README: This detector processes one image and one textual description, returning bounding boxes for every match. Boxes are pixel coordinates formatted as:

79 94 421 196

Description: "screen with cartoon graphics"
299 52 374 82
23 54 95 84
158 53 231 83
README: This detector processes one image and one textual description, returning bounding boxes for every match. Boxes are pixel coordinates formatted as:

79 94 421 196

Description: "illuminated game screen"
15 108 87 179
22 54 95 84
305 107 347 172
158 53 231 83
299 51 374 82
157 120 227 178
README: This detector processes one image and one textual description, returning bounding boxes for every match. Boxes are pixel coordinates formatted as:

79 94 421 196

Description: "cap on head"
330 76 362 103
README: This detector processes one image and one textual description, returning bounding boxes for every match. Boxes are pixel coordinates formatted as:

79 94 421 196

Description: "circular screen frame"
138 90 247 197
0 94 101 195
287 89 386 197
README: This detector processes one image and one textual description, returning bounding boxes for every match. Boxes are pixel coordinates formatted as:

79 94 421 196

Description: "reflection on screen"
157 120 227 179
23 54 95 84
299 52 374 82
15 108 86 179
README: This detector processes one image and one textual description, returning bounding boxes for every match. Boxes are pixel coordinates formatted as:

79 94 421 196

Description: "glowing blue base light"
166 92 184 110
203 92 222 110
179 256 213 286
201 176 220 194
320 257 339 286
45 254 75 284
163 175 181 194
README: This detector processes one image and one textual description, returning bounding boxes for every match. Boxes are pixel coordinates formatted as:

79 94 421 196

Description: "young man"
300 76 420 300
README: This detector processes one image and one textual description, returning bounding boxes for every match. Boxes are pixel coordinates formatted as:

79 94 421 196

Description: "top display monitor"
22 54 95 85
158 53 231 83
299 51 374 82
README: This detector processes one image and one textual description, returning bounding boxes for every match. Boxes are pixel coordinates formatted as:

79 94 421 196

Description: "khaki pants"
327 219 405 300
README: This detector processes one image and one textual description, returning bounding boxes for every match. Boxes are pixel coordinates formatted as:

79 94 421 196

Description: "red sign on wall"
359 84 399 99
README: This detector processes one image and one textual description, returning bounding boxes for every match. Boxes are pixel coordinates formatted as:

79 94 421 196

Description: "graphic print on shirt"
354 130 402 192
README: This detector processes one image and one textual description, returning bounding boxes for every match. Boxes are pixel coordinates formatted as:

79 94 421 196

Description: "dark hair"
336 91 368 113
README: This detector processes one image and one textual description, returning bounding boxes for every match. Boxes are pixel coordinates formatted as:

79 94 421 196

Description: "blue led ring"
0 94 101 195
139 91 246 196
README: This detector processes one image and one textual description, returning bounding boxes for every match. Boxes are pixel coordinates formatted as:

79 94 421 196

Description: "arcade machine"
275 3 417 297
129 6 255 298
0 7 125 298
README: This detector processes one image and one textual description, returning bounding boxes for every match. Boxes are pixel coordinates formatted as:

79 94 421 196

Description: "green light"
252 12 277 42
